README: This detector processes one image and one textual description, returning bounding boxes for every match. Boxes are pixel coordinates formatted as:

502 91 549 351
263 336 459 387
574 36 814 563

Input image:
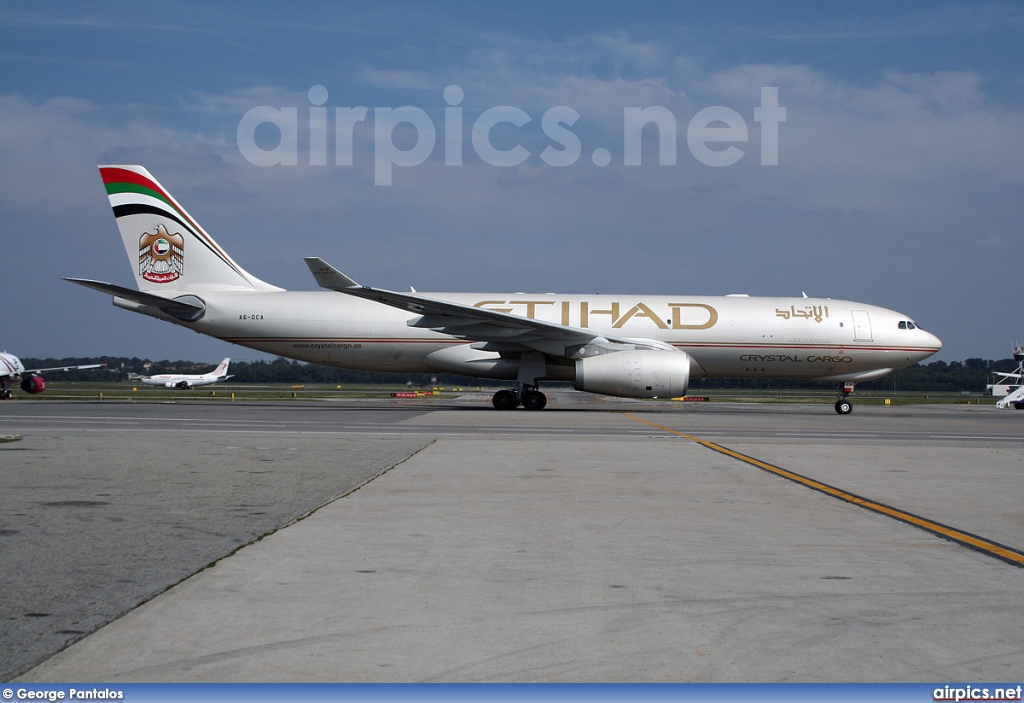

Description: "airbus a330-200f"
67 166 942 414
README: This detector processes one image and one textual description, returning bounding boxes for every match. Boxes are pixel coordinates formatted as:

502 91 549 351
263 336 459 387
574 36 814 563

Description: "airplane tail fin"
98 166 281 293
210 358 231 378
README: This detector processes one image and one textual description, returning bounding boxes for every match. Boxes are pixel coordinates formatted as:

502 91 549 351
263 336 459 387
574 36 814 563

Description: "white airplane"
67 165 942 414
130 358 232 390
0 351 102 399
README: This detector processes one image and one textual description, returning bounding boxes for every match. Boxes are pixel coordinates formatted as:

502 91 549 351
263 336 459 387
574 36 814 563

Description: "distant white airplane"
68 165 942 413
0 351 102 399
130 358 232 390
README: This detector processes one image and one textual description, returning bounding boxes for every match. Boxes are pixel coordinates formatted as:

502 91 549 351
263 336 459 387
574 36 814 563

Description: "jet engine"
20 375 46 394
168 381 192 389
574 350 690 399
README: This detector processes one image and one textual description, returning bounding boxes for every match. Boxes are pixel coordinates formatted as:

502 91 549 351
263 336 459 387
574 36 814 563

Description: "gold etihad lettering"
613 303 668 329
520 300 554 318
474 300 514 314
668 303 718 330
474 299 719 330
581 302 619 328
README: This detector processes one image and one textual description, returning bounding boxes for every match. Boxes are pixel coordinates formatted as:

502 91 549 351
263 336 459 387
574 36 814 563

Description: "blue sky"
1 1 1022 363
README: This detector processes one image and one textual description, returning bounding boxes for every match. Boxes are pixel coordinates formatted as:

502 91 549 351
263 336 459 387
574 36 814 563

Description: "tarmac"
2 392 1022 682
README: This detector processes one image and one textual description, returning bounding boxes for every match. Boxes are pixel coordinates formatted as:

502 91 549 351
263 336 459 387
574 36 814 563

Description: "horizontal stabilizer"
63 278 205 312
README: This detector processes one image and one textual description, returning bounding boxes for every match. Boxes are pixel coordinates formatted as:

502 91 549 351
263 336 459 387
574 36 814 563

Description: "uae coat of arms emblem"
139 224 184 283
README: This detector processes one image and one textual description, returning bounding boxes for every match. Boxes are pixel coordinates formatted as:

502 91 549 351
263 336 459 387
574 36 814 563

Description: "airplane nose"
923 330 942 353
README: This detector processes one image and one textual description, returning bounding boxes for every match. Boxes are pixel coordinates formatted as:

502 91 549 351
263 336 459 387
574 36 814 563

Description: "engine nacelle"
20 375 46 394
574 350 690 399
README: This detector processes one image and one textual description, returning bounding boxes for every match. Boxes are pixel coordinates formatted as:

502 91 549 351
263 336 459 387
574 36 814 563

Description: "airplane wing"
304 257 676 358
22 363 104 375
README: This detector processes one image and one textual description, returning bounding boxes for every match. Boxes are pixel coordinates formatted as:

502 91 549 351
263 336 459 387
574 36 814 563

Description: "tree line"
21 355 1020 393
22 356 474 387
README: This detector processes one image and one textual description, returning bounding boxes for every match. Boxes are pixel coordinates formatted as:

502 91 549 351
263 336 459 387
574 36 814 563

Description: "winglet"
304 257 361 291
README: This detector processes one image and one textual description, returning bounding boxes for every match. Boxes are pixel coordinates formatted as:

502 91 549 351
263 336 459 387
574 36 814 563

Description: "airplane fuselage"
114 290 940 384
1 352 27 379
139 375 223 388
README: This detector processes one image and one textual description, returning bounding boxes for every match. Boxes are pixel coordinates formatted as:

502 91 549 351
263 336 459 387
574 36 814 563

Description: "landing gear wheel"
1 390 12 400
522 389 547 410
835 399 853 415
492 389 519 410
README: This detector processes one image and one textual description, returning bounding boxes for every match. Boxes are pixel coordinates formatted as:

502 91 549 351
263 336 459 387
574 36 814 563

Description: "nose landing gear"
834 382 855 414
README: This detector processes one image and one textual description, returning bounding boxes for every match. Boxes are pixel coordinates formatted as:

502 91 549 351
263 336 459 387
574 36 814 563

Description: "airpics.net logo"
237 84 786 186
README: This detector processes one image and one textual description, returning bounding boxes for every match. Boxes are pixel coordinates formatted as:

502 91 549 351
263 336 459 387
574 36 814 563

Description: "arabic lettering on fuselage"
473 300 719 330
775 305 829 323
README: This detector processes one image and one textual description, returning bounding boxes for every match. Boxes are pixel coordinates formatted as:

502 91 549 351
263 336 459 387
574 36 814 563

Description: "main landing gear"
834 382 855 415
492 385 548 410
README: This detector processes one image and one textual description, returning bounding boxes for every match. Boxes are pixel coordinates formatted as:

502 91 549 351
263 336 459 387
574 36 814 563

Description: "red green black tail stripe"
100 167 204 235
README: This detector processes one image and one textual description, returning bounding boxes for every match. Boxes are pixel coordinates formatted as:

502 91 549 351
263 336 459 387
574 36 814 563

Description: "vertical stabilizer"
210 358 231 379
99 166 281 293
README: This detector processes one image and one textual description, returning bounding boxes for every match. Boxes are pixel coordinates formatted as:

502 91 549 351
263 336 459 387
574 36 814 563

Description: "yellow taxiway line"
624 413 1024 568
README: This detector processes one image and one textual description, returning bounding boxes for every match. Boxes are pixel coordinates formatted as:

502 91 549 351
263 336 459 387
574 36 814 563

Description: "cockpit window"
898 320 918 330
899 321 907 329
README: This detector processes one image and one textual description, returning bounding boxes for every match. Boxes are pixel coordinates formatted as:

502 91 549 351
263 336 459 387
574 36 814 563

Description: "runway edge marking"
623 413 1024 569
